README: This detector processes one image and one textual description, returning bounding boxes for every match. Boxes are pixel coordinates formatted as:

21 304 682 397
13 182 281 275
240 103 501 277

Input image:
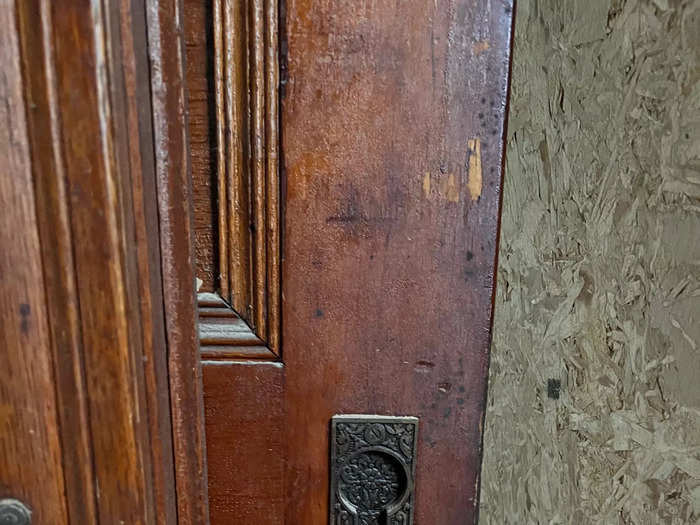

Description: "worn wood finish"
14 0 98 521
281 1 514 523
49 1 159 521
7 0 210 521
146 0 211 521
203 362 285 524
184 0 218 293
184 0 281 355
0 2 68 520
115 0 179 520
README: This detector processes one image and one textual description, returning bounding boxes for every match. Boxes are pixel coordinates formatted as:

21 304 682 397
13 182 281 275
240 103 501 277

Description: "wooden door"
177 0 515 523
1 0 513 523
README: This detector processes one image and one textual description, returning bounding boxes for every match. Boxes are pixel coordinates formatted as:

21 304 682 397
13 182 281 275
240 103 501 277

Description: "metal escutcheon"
330 415 419 525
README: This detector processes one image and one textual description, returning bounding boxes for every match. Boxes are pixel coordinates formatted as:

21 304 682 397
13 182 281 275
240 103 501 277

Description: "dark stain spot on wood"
466 251 474 261
457 398 465 405
547 378 561 400
326 214 362 224
19 303 30 334
314 308 324 318
414 360 435 373
458 385 465 393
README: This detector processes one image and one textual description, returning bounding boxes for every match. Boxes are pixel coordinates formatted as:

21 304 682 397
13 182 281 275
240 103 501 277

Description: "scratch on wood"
467 138 482 201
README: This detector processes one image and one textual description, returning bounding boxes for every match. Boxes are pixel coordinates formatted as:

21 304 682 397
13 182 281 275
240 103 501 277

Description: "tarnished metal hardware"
330 415 418 525
0 498 31 525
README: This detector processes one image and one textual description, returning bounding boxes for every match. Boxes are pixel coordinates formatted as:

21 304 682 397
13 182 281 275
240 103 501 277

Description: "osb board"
480 0 700 524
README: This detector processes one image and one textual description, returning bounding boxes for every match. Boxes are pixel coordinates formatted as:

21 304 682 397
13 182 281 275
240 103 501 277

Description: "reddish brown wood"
281 1 514 523
184 0 219 293
203 362 284 524
146 0 211 521
15 0 98 521
49 1 158 521
0 3 68 520
116 0 179 520
10 0 209 521
184 0 281 355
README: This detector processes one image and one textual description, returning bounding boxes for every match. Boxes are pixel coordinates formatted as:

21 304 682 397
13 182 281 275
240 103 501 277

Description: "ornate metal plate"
330 415 418 525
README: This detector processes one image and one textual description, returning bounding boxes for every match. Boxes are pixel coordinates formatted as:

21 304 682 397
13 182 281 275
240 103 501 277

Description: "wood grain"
146 0 211 521
203 361 285 524
49 0 157 520
116 0 178 520
281 0 514 523
15 0 97 521
185 0 280 354
184 0 218 293
0 2 68 520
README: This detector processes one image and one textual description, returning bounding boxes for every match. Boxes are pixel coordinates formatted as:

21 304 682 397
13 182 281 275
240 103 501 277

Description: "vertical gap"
213 0 229 300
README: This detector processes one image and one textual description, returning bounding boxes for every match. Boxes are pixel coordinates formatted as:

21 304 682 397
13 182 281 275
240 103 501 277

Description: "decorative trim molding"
198 293 274 359
200 0 280 358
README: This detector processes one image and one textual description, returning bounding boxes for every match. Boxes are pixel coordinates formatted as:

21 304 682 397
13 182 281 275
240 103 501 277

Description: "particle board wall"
480 1 700 523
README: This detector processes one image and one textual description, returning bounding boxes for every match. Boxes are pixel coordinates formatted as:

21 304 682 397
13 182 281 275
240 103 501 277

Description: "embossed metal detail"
0 498 31 525
330 415 418 525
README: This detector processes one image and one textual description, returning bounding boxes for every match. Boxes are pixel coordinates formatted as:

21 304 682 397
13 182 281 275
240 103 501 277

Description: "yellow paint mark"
423 172 431 198
473 40 490 55
445 173 460 203
467 138 483 201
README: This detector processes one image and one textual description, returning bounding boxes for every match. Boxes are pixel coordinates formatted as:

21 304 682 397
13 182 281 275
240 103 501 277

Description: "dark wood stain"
5 0 211 521
203 362 285 524
146 0 211 521
281 1 514 523
0 3 68 519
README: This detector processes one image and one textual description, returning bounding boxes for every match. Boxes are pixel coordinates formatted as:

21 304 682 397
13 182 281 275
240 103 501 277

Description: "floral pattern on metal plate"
330 415 418 525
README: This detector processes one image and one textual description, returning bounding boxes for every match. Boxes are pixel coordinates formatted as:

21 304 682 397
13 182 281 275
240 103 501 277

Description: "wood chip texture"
480 0 700 523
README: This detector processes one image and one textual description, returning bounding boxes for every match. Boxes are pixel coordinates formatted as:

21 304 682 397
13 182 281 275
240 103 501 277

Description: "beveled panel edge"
197 292 277 360
211 0 280 355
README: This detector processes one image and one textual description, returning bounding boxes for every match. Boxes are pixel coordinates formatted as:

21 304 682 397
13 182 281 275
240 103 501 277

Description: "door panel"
203 362 284 522
2 0 210 522
2 0 513 521
181 0 514 523
281 2 514 522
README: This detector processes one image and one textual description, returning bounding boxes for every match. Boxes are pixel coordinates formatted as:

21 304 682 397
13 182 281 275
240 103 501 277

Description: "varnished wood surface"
15 0 98 521
203 362 284 524
4 0 210 521
281 1 514 523
0 3 68 520
118 0 179 520
146 0 211 521
49 1 158 521
185 0 280 353
184 0 218 292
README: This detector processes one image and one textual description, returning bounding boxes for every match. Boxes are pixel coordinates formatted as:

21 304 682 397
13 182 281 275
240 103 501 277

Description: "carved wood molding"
198 0 280 359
